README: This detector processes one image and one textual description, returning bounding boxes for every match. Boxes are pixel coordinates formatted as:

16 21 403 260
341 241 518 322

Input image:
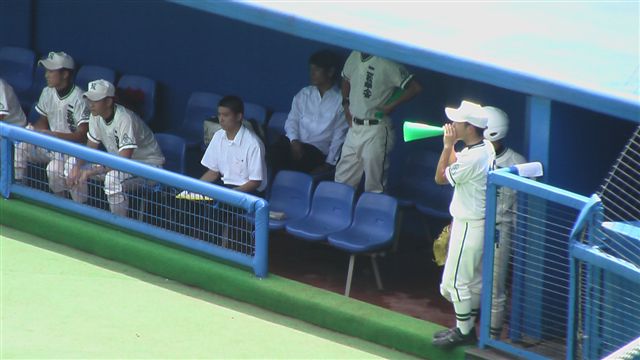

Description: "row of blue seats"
268 170 398 296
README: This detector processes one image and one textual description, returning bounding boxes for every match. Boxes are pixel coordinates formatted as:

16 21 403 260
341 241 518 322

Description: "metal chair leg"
345 254 356 297
371 254 384 290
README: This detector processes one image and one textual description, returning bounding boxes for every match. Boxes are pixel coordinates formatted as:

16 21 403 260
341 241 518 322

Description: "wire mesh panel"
0 123 267 276
489 188 580 359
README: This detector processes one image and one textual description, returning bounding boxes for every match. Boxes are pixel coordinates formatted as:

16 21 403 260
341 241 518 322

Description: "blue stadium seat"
244 101 267 126
116 75 156 124
174 92 221 148
75 65 116 89
154 133 186 174
0 46 35 94
327 192 398 296
21 65 45 110
285 181 355 242
266 111 287 145
267 170 314 230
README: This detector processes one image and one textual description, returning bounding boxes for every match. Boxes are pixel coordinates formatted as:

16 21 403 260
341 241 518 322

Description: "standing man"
483 106 526 339
0 78 27 127
432 100 495 348
335 50 422 193
14 51 90 196
200 95 267 195
271 50 348 174
66 80 165 216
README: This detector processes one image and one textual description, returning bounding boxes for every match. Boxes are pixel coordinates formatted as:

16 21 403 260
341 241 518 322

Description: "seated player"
270 50 348 175
200 95 267 196
0 78 27 127
66 80 165 216
14 52 89 194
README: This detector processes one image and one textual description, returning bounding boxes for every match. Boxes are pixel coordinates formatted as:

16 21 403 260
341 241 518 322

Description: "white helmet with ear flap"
483 106 509 141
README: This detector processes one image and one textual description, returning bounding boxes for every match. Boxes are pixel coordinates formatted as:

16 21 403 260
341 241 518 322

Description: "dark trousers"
269 135 326 174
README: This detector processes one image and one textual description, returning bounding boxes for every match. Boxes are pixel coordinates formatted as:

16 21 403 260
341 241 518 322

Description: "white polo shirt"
495 147 527 223
88 104 165 166
201 124 267 192
0 78 26 127
284 85 348 165
36 85 89 133
341 51 414 120
445 140 496 221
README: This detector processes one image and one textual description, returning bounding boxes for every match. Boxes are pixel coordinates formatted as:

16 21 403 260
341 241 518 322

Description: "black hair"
309 50 341 79
218 95 244 115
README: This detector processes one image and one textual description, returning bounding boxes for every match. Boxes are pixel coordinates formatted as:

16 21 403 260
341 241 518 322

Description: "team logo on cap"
90 82 98 90
48 52 55 60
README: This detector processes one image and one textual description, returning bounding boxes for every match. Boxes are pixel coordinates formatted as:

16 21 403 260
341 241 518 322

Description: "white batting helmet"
483 106 509 141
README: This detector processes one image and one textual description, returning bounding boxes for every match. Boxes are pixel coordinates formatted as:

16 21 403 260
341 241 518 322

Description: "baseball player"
432 100 495 348
0 78 27 127
66 80 165 216
483 106 526 339
335 51 422 193
14 51 90 197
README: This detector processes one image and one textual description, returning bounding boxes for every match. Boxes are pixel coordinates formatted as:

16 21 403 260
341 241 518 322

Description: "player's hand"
290 140 304 161
345 109 353 127
78 170 91 184
443 123 457 148
66 166 81 186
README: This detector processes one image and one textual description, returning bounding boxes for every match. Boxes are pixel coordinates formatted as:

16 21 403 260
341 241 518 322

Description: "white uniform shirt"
36 85 89 133
201 124 267 192
494 147 527 224
87 104 164 166
0 78 26 126
445 140 496 221
341 51 414 119
284 85 348 165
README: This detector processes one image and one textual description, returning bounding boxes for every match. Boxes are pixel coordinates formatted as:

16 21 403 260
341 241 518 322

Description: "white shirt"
341 51 414 119
201 124 267 192
0 78 26 127
494 147 527 224
88 104 165 166
445 140 496 221
284 85 348 165
36 85 89 133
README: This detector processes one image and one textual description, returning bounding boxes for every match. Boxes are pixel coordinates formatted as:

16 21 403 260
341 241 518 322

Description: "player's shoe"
433 327 457 340
432 327 477 348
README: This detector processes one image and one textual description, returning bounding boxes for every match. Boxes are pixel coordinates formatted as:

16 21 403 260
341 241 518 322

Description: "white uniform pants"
14 142 72 195
491 219 514 335
334 121 394 193
440 218 485 303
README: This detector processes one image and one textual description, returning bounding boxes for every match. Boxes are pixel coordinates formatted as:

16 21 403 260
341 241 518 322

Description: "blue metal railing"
0 122 269 278
480 168 640 360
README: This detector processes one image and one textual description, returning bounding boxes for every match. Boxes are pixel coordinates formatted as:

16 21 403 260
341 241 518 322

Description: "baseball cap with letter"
38 51 75 70
83 80 116 101
445 100 488 128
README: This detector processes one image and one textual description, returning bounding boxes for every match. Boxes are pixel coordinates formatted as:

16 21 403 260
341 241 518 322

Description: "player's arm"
234 180 261 194
50 123 89 143
382 79 422 116
200 169 220 183
435 123 457 185
341 78 353 126
33 115 49 130
67 140 102 186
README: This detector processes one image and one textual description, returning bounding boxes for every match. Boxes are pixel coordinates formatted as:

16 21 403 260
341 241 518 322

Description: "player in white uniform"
335 51 422 193
432 100 495 348
14 52 90 197
0 78 27 127
483 106 527 339
66 80 164 216
200 95 267 195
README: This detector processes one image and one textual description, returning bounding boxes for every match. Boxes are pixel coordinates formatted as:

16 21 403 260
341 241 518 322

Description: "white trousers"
14 142 71 194
440 218 485 303
491 219 515 335
334 122 394 193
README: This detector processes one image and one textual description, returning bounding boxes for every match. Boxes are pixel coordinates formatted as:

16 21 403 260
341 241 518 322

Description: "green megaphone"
403 121 444 142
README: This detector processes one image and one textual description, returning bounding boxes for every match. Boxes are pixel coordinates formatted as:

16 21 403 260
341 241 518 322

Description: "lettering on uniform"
114 129 120 148
120 133 134 147
364 65 375 99
66 106 77 132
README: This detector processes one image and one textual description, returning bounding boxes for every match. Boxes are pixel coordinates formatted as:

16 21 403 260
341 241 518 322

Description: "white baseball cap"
38 51 75 70
483 106 510 141
83 79 116 101
445 100 488 128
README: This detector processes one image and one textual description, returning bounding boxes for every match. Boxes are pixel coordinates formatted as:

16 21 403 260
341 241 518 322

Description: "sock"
453 300 473 335
470 294 481 325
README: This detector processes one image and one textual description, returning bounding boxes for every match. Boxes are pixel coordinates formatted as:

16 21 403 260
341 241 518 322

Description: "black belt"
353 117 379 125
